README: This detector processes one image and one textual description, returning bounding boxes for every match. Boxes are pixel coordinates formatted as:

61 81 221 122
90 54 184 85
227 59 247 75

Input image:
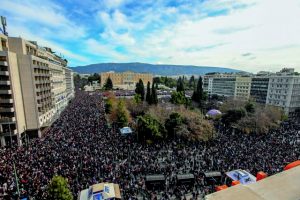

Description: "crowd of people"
0 91 299 200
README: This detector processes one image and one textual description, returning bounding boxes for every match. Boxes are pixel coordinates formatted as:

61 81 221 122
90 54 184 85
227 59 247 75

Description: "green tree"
135 79 145 101
192 76 203 105
134 94 142 104
73 74 88 89
47 176 73 200
176 77 185 92
116 100 130 127
189 75 196 89
222 109 246 126
105 99 113 114
146 81 151 104
104 77 113 90
88 73 100 83
165 112 183 138
137 114 166 142
151 81 158 105
170 91 187 105
245 101 255 113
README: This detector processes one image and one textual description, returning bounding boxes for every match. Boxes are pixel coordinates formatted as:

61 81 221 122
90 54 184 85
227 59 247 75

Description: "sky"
0 0 300 73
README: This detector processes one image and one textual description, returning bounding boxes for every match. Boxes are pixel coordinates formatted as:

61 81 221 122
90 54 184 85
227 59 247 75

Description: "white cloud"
85 39 129 61
0 0 86 39
8 25 89 66
120 0 300 72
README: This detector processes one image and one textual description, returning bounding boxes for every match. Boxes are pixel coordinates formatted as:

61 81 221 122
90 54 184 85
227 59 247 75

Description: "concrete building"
209 77 237 97
250 77 270 104
0 34 26 146
0 35 74 146
203 73 236 93
266 68 300 114
234 77 252 100
100 71 153 90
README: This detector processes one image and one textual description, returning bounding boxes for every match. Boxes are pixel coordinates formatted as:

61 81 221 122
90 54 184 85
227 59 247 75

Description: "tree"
137 114 166 142
135 79 145 101
133 94 142 104
151 82 158 105
221 109 246 126
88 73 100 84
146 81 151 104
104 77 113 90
170 91 187 105
116 100 130 127
176 77 185 92
165 112 183 138
192 76 203 106
105 99 113 114
245 101 255 113
189 75 196 89
73 74 88 89
47 176 73 200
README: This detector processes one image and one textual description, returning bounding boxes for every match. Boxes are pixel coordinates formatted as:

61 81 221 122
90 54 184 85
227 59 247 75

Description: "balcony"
0 107 14 112
0 89 12 94
0 61 8 67
0 98 13 103
0 117 16 123
0 129 18 137
0 71 9 76
0 80 10 85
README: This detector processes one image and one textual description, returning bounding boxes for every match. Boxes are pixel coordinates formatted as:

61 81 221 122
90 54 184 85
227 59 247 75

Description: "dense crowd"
0 91 299 199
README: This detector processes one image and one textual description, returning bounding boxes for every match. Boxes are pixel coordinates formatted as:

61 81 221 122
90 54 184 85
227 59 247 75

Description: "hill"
72 62 241 76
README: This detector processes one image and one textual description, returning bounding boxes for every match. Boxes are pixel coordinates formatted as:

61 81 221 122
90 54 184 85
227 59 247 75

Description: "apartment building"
0 34 26 146
100 71 153 90
203 73 236 94
0 35 74 146
266 68 300 114
208 77 237 97
234 77 252 100
250 77 270 104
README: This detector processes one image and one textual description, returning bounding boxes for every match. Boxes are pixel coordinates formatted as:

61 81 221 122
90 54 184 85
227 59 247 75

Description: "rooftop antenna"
0 16 8 36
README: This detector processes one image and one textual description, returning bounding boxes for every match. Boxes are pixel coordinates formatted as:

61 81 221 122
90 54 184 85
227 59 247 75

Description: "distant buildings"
0 34 74 146
250 77 270 104
100 71 153 90
266 68 300 114
203 68 300 115
234 77 252 100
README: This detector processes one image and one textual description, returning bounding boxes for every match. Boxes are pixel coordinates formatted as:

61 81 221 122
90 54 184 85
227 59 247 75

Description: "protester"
0 91 299 199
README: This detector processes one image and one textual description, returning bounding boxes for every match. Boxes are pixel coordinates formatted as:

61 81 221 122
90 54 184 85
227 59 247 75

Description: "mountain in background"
72 62 241 76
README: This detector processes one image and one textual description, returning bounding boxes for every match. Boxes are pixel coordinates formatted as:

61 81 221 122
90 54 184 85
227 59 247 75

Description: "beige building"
0 34 74 146
100 71 153 90
0 34 26 146
234 77 252 100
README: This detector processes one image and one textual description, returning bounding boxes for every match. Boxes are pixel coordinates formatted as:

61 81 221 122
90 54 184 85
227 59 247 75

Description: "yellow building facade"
100 71 153 90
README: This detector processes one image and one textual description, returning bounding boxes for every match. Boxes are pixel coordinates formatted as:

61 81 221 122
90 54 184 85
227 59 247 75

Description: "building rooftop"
205 166 300 200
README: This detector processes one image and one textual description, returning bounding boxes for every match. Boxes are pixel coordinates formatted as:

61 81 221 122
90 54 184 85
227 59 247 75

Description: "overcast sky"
1 0 300 73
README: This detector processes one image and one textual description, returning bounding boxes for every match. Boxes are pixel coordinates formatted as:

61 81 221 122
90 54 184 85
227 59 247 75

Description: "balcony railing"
0 71 9 76
0 80 10 85
0 117 16 123
0 129 18 136
0 61 8 67
0 89 12 94
0 98 13 103
0 107 15 112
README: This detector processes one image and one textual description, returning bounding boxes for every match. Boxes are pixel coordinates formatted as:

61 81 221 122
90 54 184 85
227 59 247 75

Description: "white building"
266 68 300 114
